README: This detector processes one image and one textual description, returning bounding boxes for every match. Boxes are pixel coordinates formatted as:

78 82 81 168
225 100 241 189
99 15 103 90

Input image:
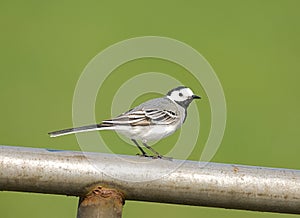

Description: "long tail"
48 123 113 137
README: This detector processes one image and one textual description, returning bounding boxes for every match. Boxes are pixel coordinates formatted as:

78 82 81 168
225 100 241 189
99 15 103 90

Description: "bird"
48 86 201 158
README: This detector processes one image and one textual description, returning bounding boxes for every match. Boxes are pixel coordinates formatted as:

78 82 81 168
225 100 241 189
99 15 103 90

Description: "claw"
136 153 151 158
153 155 173 161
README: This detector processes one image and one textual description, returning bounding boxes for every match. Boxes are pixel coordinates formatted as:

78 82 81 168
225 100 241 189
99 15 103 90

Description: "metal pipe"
0 145 300 214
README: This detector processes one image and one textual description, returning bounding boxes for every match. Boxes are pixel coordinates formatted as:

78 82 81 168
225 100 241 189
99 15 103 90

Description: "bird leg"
132 139 172 160
131 139 149 157
141 142 174 160
142 142 162 158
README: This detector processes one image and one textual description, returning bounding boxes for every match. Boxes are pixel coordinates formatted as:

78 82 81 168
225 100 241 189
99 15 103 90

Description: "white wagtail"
49 86 201 158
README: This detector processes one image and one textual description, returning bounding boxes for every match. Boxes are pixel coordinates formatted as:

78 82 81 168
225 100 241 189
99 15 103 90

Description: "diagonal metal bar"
0 145 300 214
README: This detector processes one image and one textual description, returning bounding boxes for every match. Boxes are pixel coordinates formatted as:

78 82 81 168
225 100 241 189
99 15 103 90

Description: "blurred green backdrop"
1 0 300 217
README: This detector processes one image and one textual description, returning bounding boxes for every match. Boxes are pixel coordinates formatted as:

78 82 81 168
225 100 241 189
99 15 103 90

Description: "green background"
1 0 300 217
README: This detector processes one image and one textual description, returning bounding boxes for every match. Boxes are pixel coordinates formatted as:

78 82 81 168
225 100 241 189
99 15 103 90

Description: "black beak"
192 95 201 99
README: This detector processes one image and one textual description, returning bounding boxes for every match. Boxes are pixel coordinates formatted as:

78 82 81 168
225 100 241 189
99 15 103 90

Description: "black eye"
179 93 183 97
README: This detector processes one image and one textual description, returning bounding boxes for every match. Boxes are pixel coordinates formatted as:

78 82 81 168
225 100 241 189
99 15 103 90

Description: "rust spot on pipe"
81 186 125 206
233 166 239 173
78 186 125 218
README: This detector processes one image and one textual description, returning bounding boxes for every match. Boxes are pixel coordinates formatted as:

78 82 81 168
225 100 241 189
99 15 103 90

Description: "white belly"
115 123 180 143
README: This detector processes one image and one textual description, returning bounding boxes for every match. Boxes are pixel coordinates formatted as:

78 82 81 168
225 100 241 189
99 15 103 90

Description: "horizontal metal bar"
0 145 300 214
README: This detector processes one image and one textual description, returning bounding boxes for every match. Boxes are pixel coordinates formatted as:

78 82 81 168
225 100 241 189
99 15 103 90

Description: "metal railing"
1 145 300 217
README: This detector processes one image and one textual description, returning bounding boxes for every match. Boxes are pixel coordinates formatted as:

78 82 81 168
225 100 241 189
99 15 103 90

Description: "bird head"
167 86 201 108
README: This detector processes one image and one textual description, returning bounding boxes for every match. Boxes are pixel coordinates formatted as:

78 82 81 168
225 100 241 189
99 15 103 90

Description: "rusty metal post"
77 186 125 218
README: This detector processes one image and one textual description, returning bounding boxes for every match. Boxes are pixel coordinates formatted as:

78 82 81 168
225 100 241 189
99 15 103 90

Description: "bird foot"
154 155 173 161
136 153 173 161
144 154 173 160
136 153 151 158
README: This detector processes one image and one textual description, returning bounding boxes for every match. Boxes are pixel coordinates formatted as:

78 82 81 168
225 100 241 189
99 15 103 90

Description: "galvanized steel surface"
0 145 300 214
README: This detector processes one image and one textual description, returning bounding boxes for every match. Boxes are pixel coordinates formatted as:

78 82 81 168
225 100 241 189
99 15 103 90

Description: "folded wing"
101 109 178 127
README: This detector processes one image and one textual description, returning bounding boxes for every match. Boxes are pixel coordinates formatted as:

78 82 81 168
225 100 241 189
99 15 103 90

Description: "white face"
168 87 195 102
